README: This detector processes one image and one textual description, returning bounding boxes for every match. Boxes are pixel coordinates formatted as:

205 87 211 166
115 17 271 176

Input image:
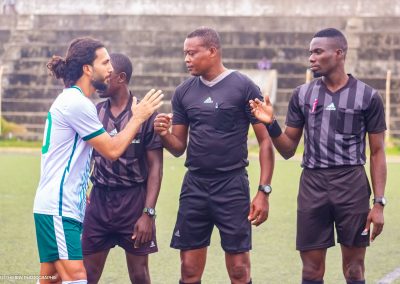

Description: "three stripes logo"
325 102 336 111
203 97 213 104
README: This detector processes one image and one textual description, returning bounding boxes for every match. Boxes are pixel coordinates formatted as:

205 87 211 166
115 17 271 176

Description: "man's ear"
83 64 93 76
118 72 127 84
209 46 218 58
336 49 346 60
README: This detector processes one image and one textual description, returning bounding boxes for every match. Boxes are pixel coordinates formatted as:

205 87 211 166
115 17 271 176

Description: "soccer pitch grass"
0 152 399 284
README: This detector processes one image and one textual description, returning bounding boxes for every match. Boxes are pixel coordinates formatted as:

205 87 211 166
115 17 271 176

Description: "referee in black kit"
154 27 274 284
250 28 386 284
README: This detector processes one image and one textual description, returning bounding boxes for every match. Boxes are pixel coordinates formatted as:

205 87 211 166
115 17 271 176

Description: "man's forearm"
259 139 274 185
109 117 144 159
145 168 162 209
160 133 187 157
370 149 387 198
271 134 299 160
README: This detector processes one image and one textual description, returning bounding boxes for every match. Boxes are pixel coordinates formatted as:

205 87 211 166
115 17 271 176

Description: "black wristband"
264 119 282 138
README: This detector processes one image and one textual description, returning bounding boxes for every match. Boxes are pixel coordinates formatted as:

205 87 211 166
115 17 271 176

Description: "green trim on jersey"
71 85 83 95
83 128 105 141
42 112 52 154
58 133 79 216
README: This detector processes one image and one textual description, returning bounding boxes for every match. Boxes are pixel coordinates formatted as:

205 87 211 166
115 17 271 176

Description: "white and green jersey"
33 86 105 222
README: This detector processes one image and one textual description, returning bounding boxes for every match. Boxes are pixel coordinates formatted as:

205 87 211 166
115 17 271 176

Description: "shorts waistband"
303 165 363 172
188 168 246 179
93 182 145 191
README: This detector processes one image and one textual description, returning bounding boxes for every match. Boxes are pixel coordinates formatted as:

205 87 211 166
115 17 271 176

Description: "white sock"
62 280 87 284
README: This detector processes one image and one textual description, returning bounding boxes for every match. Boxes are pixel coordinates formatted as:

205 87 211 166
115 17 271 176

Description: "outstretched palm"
131 89 164 123
249 96 274 124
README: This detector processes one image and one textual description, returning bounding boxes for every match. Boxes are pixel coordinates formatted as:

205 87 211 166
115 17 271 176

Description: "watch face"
374 197 386 206
148 208 155 215
259 185 272 194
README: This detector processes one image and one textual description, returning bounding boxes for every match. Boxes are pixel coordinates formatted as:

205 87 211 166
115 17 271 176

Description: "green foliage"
0 117 27 136
0 154 399 283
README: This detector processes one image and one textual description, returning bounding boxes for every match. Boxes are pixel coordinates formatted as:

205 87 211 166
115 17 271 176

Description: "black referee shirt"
172 71 263 174
91 95 162 188
286 75 386 169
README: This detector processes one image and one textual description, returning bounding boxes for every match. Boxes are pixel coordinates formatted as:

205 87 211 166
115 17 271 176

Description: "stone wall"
1 4 400 137
13 0 400 17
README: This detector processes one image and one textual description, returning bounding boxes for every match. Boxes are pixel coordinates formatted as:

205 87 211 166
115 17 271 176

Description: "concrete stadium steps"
274 78 400 103
2 71 308 101
2 85 177 100
20 29 315 47
6 56 309 78
26 15 400 34
2 14 400 137
8 42 312 65
0 30 11 58
2 99 173 134
28 15 347 32
3 71 187 90
2 111 47 126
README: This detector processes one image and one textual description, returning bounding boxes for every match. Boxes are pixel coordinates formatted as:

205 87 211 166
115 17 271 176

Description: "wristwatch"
143 207 156 218
258 184 272 195
373 197 387 207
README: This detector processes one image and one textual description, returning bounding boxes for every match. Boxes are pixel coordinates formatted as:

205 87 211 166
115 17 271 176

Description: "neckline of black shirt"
318 74 356 96
104 92 133 121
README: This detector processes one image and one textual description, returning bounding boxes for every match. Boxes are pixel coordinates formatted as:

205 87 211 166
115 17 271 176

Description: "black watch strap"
258 184 272 194
373 197 386 207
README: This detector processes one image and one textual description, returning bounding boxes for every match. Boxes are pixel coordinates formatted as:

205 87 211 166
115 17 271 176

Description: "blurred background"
0 0 399 142
1 2 400 283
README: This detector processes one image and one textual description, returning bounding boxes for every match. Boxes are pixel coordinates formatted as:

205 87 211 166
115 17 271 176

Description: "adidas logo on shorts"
174 230 180 237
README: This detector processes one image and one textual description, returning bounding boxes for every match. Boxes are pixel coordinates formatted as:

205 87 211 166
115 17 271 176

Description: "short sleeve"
285 88 305 128
143 112 163 150
365 92 386 133
245 79 263 125
171 88 189 125
64 97 105 141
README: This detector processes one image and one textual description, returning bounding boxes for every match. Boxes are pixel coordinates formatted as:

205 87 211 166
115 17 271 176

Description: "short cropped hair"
110 53 133 84
187 27 221 50
313 28 348 53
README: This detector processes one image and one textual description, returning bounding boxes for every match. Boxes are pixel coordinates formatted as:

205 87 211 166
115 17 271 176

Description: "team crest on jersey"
325 102 336 111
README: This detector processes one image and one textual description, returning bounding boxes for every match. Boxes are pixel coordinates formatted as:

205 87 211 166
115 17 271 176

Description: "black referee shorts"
296 165 371 251
82 184 158 256
170 168 251 253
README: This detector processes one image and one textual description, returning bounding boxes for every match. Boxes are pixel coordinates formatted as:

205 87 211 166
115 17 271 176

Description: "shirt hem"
33 209 83 223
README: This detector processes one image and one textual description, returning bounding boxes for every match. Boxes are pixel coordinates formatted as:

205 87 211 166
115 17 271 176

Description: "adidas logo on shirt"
131 138 140 144
174 230 180 237
325 102 336 111
203 97 213 104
